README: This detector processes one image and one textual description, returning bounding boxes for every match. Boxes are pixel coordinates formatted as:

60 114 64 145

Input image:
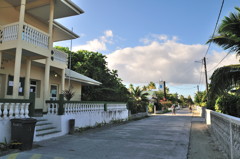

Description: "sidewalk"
188 109 226 159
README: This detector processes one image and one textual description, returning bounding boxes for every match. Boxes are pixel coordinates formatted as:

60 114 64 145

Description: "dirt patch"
188 121 226 159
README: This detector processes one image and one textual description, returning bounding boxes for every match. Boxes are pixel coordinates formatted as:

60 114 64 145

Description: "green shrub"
148 103 154 113
215 94 240 117
160 101 172 109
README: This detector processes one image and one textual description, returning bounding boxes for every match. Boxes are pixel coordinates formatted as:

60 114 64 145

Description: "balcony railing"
52 48 68 65
0 22 49 49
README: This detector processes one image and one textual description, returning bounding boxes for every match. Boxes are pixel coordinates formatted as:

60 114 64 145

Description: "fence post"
58 94 64 115
29 92 35 117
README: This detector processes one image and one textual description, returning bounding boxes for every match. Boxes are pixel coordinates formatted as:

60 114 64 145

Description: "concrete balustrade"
0 102 30 119
196 106 240 159
46 101 127 115
44 99 128 139
1 22 49 48
107 103 127 110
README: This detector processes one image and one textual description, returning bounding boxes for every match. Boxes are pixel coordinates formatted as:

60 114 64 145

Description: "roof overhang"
7 0 84 21
65 69 102 86
53 21 79 42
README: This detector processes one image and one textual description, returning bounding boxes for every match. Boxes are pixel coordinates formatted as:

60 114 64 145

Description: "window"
50 85 58 100
7 75 25 96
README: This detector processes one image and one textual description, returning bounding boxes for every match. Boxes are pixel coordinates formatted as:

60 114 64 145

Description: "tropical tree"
194 91 207 107
167 93 179 104
207 65 240 110
142 85 148 91
147 82 156 90
128 86 149 113
55 46 129 102
187 95 194 105
207 7 240 58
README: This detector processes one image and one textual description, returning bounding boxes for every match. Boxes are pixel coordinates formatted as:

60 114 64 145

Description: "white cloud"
104 30 113 37
107 36 239 85
140 34 178 45
72 30 113 52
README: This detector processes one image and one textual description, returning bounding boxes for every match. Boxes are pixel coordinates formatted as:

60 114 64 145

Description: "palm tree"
129 86 149 113
142 85 148 91
147 82 156 90
207 64 240 109
209 65 240 95
207 7 240 57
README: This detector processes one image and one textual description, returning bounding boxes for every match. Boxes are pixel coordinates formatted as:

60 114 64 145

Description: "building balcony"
0 22 49 50
0 22 68 66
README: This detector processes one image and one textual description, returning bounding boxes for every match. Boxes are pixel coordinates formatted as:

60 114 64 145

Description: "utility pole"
197 85 199 93
163 81 166 101
203 57 209 96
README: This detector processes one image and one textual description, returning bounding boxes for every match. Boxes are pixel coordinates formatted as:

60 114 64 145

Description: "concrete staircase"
34 117 62 142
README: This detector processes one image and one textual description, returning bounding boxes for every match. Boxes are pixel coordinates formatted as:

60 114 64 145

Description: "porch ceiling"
7 0 84 20
2 49 46 61
53 21 79 42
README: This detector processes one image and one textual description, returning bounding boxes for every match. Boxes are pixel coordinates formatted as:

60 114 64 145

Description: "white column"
24 59 31 99
49 0 54 48
13 0 26 98
43 57 50 111
61 69 65 91
13 48 22 98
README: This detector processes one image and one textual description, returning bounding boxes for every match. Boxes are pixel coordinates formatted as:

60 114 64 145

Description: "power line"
207 52 231 72
204 0 224 57
198 62 204 86
168 85 196 90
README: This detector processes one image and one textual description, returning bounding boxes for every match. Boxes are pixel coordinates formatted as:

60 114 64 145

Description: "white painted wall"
46 109 128 135
1 109 128 143
0 120 11 143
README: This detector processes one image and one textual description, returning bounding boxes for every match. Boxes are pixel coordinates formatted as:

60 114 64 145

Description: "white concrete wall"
205 109 212 125
1 109 128 143
45 109 128 136
0 120 11 143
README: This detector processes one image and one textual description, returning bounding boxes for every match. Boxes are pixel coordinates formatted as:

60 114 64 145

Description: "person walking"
189 105 192 113
171 104 176 115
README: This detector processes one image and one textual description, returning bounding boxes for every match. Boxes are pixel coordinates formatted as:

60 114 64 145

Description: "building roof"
65 69 102 86
53 21 79 42
7 0 84 20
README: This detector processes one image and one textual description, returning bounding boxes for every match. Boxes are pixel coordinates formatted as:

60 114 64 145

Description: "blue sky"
55 0 240 98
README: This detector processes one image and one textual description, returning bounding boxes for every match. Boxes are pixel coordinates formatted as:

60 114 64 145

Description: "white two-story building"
0 0 101 112
0 0 128 143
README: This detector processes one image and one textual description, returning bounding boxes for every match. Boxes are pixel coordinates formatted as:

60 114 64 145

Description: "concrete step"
34 117 62 142
36 126 57 135
36 122 53 130
36 130 61 137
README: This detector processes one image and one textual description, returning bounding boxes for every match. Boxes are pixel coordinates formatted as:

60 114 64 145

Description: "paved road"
1 109 192 159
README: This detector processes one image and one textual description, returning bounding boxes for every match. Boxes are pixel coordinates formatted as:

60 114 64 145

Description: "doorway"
50 84 58 100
